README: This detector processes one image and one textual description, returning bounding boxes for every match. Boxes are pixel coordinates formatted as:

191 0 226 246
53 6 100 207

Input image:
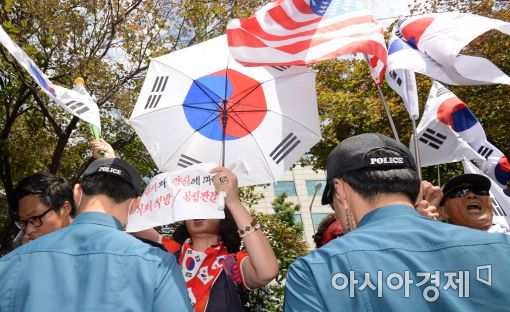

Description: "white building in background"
251 165 331 247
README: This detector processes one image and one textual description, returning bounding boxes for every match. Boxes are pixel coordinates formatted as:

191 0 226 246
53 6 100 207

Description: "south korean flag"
181 249 206 282
411 82 485 167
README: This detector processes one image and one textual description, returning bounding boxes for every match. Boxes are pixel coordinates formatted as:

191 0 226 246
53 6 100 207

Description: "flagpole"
375 84 400 142
363 54 400 142
411 116 422 180
74 77 105 157
437 165 441 188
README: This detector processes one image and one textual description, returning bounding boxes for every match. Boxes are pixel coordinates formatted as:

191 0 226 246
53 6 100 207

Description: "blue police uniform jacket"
0 212 192 312
284 205 510 312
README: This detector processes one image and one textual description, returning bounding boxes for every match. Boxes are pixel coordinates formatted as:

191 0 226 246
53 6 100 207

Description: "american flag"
227 0 387 67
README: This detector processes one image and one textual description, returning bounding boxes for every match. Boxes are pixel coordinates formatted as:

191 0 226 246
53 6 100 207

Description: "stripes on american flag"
226 0 387 67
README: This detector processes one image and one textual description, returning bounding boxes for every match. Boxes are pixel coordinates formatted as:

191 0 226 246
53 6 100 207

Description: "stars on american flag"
310 0 363 16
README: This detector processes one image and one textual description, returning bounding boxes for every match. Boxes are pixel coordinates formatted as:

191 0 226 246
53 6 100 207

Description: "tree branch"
29 87 64 137
48 116 79 174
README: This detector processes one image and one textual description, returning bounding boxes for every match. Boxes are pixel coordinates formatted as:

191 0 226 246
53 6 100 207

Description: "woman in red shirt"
94 140 279 311
135 167 279 311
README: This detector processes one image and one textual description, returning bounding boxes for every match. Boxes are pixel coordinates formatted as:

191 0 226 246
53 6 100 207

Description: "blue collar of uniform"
72 212 124 230
357 204 418 228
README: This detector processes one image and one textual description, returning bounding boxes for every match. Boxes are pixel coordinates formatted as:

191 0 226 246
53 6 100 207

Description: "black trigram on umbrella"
436 86 450 98
145 76 169 109
492 197 507 217
419 128 447 150
271 66 290 72
270 133 301 164
64 100 90 115
388 70 402 86
177 154 201 168
477 145 494 159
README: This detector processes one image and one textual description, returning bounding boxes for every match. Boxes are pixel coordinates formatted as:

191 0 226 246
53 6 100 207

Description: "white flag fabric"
463 158 510 228
365 53 386 85
418 83 508 188
484 156 510 190
126 163 225 232
0 25 101 128
411 81 485 167
386 34 482 86
385 37 419 119
394 12 510 85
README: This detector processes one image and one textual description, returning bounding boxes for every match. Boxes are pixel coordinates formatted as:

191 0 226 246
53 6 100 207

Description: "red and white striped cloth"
226 0 387 67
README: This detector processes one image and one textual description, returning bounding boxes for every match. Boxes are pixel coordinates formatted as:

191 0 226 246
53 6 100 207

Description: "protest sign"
126 163 225 232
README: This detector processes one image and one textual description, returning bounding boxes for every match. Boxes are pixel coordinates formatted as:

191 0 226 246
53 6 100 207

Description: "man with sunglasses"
13 173 75 242
284 133 510 311
440 174 509 233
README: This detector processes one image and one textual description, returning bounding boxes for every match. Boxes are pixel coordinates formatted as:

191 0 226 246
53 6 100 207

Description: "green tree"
271 193 303 236
247 194 308 311
309 0 510 187
0 0 264 252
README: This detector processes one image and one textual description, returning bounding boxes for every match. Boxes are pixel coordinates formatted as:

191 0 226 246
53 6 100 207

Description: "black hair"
80 173 137 203
172 209 241 253
14 173 76 217
331 148 420 204
341 167 420 204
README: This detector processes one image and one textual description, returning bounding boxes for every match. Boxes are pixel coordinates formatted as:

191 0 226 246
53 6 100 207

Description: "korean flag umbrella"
130 35 320 186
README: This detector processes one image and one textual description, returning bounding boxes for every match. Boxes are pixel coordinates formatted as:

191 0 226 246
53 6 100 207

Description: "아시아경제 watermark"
330 265 492 302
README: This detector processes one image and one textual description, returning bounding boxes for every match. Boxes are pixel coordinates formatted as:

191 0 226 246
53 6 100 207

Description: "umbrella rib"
183 104 222 112
153 58 223 110
226 110 254 135
227 84 263 112
230 107 321 138
225 109 267 113
229 71 314 112
162 112 221 164
266 108 322 136
192 112 221 134
230 116 278 182
192 80 223 110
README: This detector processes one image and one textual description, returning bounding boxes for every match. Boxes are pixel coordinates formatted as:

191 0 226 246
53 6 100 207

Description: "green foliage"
0 0 264 251
247 197 308 311
239 185 266 209
310 1 510 187
271 193 303 236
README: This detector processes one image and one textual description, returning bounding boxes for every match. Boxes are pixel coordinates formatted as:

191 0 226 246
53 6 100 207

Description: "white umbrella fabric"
130 35 320 186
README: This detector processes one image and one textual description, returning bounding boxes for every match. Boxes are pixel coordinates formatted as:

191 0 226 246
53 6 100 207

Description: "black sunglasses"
447 187 490 199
